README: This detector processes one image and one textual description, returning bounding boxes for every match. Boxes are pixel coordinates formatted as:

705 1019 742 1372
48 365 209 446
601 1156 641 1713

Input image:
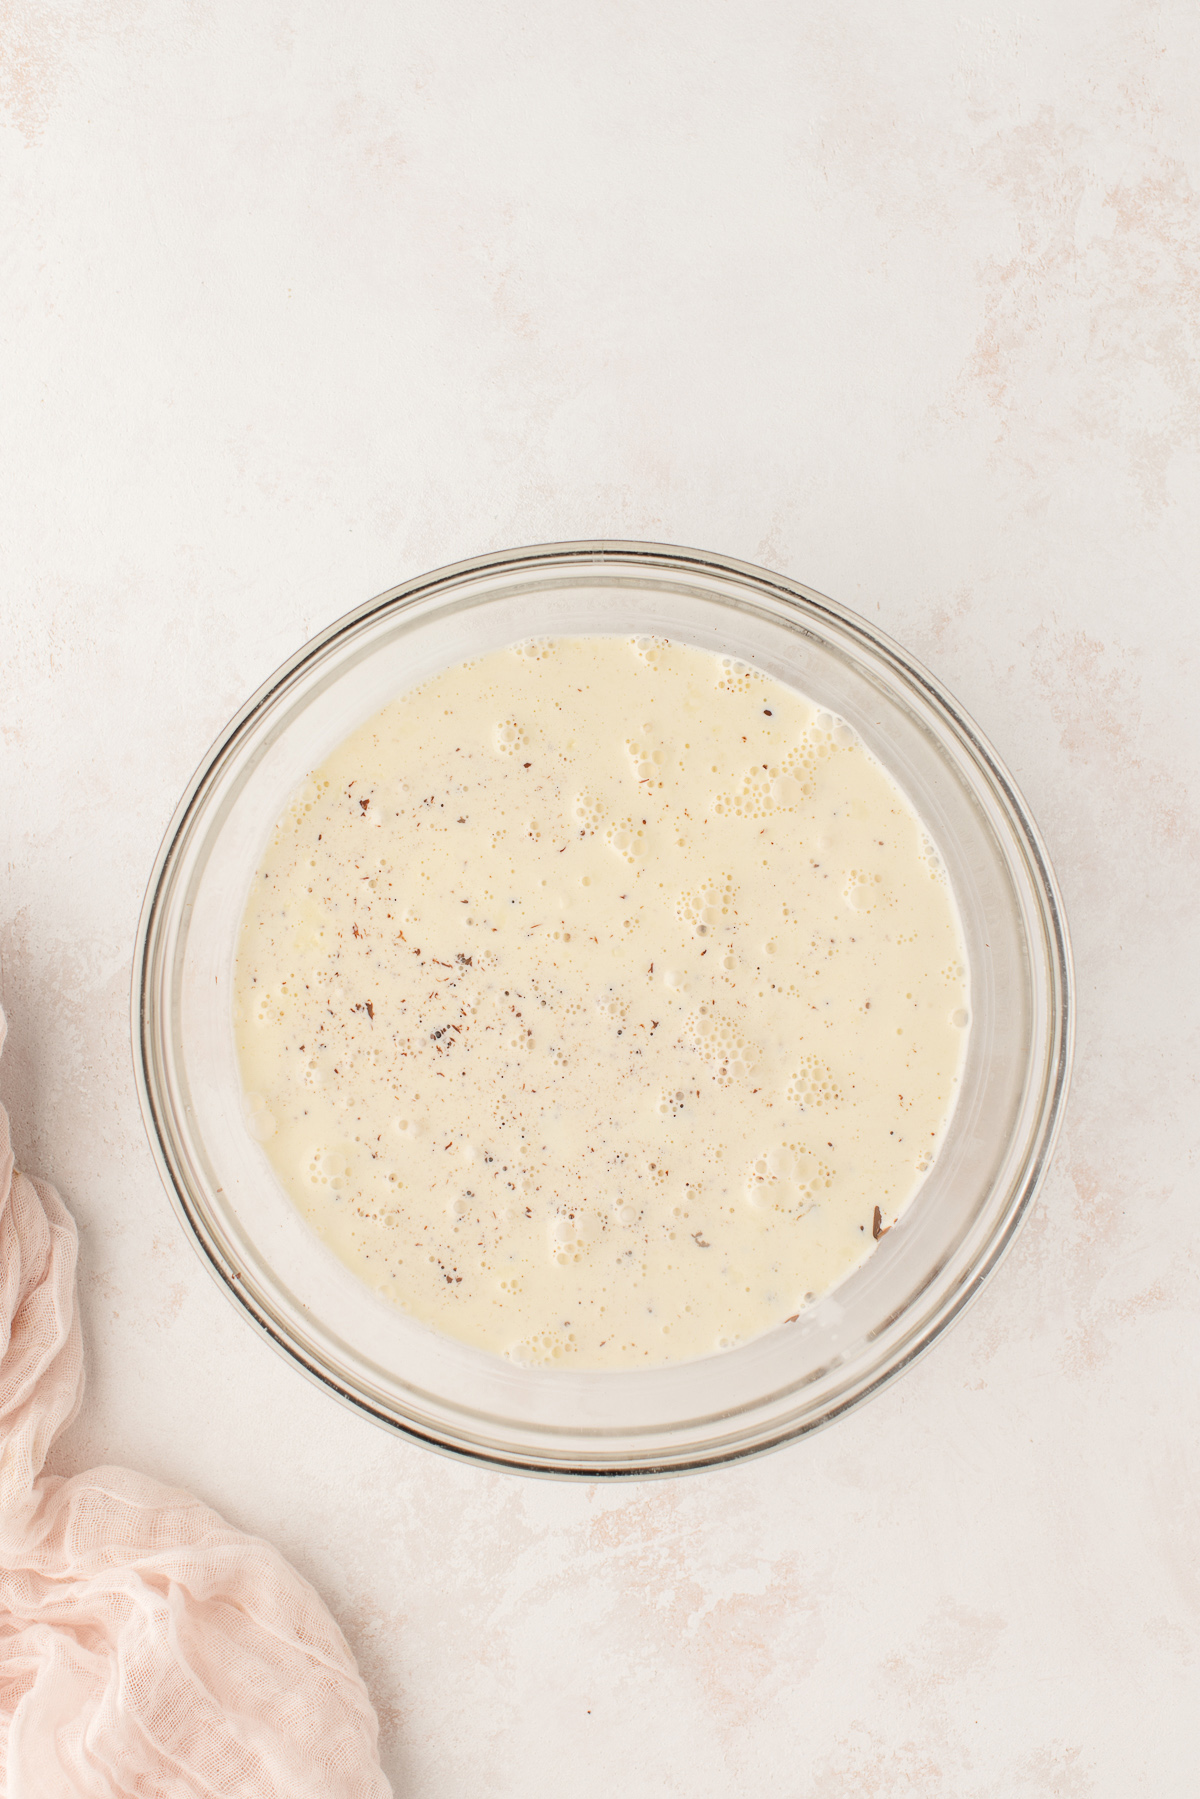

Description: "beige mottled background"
3 2 1198 1793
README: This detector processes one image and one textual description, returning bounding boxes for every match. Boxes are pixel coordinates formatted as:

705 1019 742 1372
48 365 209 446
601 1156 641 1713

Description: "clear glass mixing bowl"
134 542 1072 1477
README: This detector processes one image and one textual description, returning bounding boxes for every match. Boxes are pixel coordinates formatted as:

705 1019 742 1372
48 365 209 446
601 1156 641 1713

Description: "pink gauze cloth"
0 1008 392 1797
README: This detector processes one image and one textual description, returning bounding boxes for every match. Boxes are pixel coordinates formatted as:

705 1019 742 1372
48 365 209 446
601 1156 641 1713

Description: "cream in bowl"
234 635 968 1368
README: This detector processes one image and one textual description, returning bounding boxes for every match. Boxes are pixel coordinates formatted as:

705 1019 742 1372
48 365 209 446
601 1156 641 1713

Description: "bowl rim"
132 538 1074 1478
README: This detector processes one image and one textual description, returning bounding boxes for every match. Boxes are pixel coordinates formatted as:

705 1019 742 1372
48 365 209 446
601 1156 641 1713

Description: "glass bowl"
134 542 1072 1478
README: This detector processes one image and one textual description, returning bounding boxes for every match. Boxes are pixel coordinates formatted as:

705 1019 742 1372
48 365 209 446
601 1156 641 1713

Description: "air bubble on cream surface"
494 720 527 755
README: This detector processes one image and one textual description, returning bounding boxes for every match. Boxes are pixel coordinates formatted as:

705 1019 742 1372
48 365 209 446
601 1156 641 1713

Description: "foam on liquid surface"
234 637 969 1367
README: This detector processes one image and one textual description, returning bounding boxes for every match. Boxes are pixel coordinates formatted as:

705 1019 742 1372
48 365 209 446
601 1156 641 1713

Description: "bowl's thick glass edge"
131 539 1075 1479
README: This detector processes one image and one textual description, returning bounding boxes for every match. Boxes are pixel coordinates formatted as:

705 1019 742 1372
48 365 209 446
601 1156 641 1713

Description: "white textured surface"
2 4 1197 1793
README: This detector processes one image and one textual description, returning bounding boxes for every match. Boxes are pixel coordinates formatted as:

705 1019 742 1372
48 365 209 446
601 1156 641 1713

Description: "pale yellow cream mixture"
234 636 968 1367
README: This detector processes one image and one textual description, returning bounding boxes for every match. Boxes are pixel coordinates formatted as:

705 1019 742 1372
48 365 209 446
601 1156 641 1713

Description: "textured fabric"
0 1008 392 1797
